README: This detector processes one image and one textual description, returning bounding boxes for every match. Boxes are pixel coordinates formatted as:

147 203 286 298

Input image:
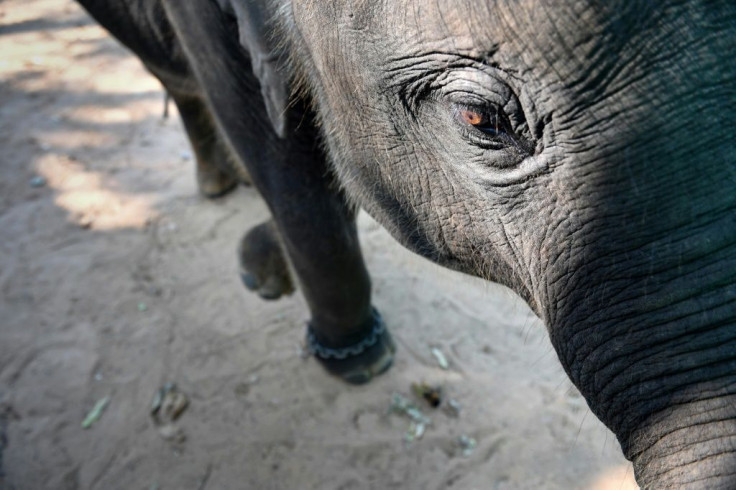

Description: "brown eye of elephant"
457 107 505 136
460 108 484 126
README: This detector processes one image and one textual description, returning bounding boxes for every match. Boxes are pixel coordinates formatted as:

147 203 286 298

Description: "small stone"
137 302 148 312
157 423 186 443
445 398 462 417
161 391 188 421
457 435 477 457
389 393 432 426
404 421 426 443
29 176 46 188
78 215 93 229
151 383 189 423
234 383 250 396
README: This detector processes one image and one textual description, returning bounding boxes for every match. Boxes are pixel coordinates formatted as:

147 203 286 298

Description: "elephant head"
277 0 736 487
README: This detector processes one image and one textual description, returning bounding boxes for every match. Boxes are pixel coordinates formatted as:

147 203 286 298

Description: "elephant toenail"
259 290 282 300
240 272 259 290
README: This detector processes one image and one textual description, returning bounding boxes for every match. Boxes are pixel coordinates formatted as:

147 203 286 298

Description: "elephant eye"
455 105 509 137
459 108 484 126
450 102 532 156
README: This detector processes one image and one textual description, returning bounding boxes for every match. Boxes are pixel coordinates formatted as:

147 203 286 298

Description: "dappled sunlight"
587 464 638 490
36 153 159 230
31 94 166 151
57 95 163 124
1 0 162 95
0 0 73 25
1 0 186 230
2 18 105 74
39 126 122 150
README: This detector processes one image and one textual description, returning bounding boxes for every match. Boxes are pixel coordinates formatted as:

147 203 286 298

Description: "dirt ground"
0 1 639 489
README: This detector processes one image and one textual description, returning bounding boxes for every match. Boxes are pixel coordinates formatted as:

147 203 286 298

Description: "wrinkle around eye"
381 51 510 110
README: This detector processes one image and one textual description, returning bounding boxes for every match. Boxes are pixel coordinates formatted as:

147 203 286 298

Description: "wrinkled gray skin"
79 0 735 488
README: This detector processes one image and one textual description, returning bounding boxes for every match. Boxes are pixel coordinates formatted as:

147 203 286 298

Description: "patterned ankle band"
306 308 385 360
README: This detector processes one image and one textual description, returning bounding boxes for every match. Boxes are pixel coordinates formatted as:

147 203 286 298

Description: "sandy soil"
0 1 639 489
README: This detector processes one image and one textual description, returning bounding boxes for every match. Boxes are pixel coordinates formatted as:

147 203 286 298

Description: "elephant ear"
216 0 288 138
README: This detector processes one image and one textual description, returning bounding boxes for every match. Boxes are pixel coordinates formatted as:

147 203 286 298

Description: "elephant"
77 0 735 488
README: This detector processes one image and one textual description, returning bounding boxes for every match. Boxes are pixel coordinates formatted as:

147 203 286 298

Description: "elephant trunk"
545 210 736 488
628 396 736 489
552 289 736 488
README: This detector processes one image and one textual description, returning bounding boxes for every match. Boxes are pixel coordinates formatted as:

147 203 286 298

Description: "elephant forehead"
289 0 619 77
290 1 498 65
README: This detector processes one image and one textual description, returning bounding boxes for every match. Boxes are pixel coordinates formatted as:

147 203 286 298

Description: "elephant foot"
197 162 238 198
238 221 294 300
307 308 395 385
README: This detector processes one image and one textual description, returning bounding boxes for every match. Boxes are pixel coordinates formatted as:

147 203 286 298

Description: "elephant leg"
263 199 396 384
236 184 395 384
169 91 241 198
236 203 397 384
162 0 395 383
77 1 240 198
264 197 395 384
238 219 294 300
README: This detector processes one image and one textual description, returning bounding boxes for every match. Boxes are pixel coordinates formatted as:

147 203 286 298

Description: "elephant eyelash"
456 106 508 136
452 104 517 149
